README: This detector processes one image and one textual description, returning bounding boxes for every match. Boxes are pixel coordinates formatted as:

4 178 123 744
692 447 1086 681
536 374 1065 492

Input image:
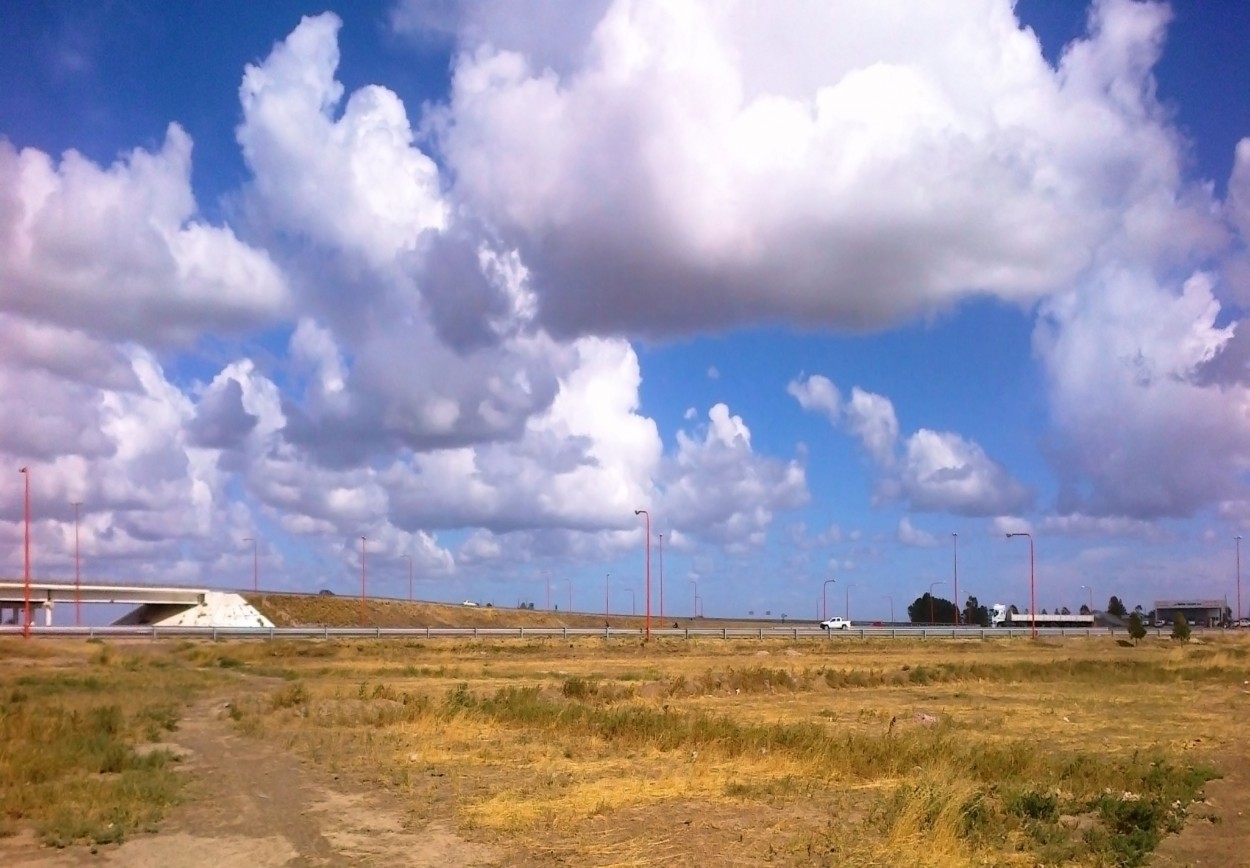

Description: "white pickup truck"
819 617 853 630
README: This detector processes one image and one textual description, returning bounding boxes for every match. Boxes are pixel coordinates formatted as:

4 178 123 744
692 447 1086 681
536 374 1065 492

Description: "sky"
3 0 1250 623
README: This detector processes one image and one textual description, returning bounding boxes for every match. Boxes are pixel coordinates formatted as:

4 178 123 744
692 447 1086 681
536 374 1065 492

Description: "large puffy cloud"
0 347 243 582
660 402 805 547
1035 268 1250 518
237 13 448 267
0 125 288 344
425 0 1221 337
659 403 808 549
234 15 572 462
790 374 1031 516
898 429 1032 515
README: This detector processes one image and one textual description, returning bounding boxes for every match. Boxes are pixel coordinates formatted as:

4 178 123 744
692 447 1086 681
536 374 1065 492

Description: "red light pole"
634 509 651 641
952 532 959 626
928 581 945 625
401 554 413 602
359 536 367 627
1236 536 1242 624
822 578 836 621
658 532 664 621
635 510 655 640
1006 531 1036 639
71 500 82 627
20 467 31 639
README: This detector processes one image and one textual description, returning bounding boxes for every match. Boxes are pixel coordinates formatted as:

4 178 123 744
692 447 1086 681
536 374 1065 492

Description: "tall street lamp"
658 531 664 621
928 581 945 625
242 537 258 593
1081 584 1093 614
401 554 413 602
881 594 894 625
1237 536 1243 624
359 536 367 627
623 586 636 615
952 532 959 626
71 500 82 627
634 509 651 641
1006 531 1037 639
604 572 610 623
544 569 551 611
822 578 836 621
565 577 573 612
845 582 855 620
19 470 30 640
689 577 699 617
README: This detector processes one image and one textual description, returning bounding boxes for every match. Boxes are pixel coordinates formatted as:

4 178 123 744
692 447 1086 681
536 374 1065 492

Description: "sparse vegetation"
1 630 1240 864
0 640 221 846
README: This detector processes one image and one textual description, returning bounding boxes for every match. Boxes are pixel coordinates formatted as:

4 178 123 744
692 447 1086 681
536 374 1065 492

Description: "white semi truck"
990 604 1094 629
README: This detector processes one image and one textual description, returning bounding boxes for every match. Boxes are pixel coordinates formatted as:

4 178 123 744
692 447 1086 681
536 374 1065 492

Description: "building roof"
1153 599 1225 609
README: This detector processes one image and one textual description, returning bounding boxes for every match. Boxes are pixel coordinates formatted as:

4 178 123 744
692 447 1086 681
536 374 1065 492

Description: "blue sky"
3 0 1250 623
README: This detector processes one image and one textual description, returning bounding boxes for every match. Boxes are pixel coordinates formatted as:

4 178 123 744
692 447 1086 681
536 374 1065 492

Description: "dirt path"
1151 749 1250 868
2 696 500 867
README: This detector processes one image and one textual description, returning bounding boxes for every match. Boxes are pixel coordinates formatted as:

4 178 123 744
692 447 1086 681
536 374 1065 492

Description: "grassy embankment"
249 591 745 630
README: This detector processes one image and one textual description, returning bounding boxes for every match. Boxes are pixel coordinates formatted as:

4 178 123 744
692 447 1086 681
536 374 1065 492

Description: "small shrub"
1171 614 1191 643
1010 789 1058 822
271 682 310 709
561 676 598 699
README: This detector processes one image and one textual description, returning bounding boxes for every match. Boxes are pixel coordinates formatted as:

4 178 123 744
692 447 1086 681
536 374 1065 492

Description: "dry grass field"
2 628 1247 866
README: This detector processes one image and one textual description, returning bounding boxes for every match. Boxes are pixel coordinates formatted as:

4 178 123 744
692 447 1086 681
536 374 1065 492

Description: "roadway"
0 624 1129 641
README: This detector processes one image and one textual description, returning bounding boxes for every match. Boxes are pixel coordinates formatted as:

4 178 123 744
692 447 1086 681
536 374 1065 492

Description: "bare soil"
1151 749 1250 867
0 694 500 867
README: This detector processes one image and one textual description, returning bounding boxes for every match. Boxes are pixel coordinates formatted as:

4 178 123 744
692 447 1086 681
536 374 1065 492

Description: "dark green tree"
1128 612 1147 645
963 596 990 628
1079 603 1091 616
1107 596 1128 618
907 594 957 624
1171 613 1191 643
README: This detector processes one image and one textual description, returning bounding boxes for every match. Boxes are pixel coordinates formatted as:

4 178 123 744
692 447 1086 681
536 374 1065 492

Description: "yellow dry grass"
7 624 1247 865
209 629 1249 865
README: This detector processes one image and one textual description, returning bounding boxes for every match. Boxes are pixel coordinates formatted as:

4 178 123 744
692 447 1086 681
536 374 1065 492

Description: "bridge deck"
0 581 207 607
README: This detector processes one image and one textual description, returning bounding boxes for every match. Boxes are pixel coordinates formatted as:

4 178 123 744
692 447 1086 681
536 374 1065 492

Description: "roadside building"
1151 599 1225 628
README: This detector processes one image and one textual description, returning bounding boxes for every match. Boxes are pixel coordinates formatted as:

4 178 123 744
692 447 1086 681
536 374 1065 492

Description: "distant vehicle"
990 604 1094 629
819 617 853 630
1237 619 1250 629
461 600 479 607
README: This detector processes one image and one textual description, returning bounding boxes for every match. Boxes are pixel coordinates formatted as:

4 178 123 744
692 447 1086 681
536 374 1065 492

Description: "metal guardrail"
0 625 1125 641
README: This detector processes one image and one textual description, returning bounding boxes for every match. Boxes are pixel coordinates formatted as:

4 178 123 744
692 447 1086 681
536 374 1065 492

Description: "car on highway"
819 617 853 630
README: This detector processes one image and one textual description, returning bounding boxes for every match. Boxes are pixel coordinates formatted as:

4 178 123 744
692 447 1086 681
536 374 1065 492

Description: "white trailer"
990 604 1094 629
